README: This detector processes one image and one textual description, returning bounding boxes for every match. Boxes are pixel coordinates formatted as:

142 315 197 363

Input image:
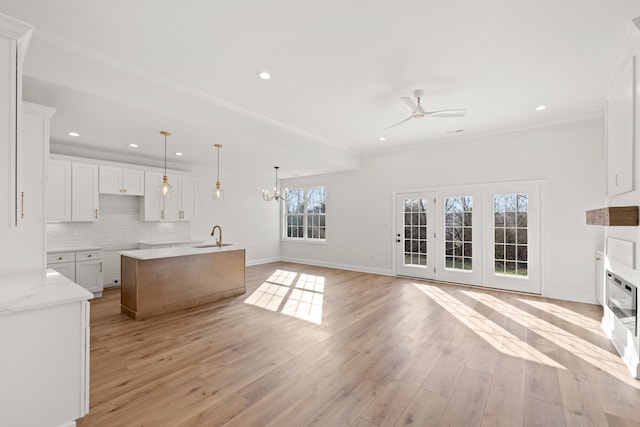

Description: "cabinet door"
122 168 144 196
98 165 122 195
179 175 196 220
47 159 72 222
48 262 76 282
140 171 163 221
162 173 180 220
76 259 103 293
72 162 99 221
607 57 635 196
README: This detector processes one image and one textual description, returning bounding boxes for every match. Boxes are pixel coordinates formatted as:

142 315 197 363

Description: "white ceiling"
3 1 640 176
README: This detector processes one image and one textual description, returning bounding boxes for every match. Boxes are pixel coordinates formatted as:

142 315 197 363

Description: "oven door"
606 271 637 337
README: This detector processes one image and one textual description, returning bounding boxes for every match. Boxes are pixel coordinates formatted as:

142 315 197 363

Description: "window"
493 193 528 277
403 198 428 266
444 196 473 271
285 187 326 240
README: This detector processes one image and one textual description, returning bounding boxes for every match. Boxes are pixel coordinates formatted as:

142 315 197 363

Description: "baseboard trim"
279 257 393 276
246 257 281 267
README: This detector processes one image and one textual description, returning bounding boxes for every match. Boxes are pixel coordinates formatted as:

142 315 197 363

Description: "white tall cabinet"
601 20 640 379
0 14 37 273
0 12 92 427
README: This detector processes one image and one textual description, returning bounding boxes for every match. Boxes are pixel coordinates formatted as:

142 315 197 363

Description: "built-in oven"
606 270 637 338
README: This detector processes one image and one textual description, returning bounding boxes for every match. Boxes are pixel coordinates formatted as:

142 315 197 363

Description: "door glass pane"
494 193 528 278
403 198 428 267
444 196 473 271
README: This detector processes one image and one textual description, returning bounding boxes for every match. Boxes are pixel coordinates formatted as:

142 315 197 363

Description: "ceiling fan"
386 89 466 129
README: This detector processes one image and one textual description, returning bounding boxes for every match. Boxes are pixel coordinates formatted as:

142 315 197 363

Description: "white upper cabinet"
71 162 99 221
140 171 164 221
99 165 144 196
179 175 196 220
47 159 72 222
139 171 195 221
0 14 32 231
607 56 636 197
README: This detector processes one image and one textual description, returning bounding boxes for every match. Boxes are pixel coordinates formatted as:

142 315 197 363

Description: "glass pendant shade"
214 181 224 201
159 175 173 198
213 144 224 201
159 131 172 198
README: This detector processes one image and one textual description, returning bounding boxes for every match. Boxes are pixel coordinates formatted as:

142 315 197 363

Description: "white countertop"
121 245 244 260
48 246 103 254
0 269 94 315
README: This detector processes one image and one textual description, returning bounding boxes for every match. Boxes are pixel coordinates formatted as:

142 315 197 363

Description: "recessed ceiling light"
175 152 183 156
379 137 386 142
128 143 139 148
535 105 547 111
68 132 79 137
259 71 271 80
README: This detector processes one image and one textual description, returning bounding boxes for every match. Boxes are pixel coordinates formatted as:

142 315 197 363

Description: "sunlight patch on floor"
462 291 638 386
244 270 324 324
516 298 602 333
413 283 565 369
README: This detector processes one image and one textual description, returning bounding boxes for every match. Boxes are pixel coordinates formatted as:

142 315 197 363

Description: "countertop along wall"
280 118 605 304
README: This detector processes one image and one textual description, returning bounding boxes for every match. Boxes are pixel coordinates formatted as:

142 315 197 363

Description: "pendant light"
159 131 173 198
213 143 224 201
262 166 288 202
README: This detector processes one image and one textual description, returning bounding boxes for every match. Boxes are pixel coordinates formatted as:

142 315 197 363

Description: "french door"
395 183 540 294
395 192 435 280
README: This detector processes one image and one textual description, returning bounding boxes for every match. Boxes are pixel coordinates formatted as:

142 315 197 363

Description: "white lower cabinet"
48 249 104 296
0 299 90 427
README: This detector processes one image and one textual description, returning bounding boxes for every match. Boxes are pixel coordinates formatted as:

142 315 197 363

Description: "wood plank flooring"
77 262 640 427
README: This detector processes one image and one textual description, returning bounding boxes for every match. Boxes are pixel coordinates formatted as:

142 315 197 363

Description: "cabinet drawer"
76 250 102 261
47 252 75 264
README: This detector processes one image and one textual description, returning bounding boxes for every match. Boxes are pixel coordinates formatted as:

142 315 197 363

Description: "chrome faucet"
211 225 222 247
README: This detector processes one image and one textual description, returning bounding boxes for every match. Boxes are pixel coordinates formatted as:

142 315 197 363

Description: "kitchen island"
120 245 245 320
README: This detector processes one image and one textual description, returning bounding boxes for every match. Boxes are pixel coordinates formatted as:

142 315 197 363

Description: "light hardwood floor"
77 262 640 427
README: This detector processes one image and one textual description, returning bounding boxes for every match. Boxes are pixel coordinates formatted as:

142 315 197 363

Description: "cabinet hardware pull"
100 262 102 272
58 257 63 260
124 189 127 192
88 254 92 258
95 209 99 219
21 192 24 219
161 210 164 220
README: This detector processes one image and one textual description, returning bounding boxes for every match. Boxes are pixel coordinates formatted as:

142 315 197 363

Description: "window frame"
282 186 327 243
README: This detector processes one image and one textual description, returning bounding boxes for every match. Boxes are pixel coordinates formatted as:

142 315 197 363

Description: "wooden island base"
121 249 246 320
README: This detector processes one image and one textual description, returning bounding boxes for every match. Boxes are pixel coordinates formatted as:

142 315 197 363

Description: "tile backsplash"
47 195 190 250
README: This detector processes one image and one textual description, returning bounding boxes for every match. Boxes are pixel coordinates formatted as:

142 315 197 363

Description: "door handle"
396 239 401 243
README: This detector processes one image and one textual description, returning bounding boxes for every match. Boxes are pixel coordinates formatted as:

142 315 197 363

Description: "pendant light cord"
164 134 167 175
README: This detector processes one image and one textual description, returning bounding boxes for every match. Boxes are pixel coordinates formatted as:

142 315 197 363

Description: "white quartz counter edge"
138 240 203 247
121 245 245 260
0 269 94 315
48 246 104 253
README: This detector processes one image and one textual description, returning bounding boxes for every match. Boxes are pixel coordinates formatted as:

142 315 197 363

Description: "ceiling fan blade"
400 97 417 112
385 115 414 130
426 109 466 118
